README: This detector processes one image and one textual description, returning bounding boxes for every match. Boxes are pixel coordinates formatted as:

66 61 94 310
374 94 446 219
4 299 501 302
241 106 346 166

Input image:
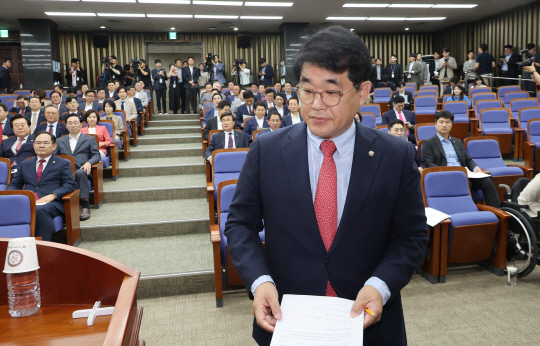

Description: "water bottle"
20 83 23 89
6 270 41 317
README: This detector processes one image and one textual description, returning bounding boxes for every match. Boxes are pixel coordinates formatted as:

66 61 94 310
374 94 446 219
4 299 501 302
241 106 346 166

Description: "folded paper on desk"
270 294 363 346
467 168 491 179
425 207 451 227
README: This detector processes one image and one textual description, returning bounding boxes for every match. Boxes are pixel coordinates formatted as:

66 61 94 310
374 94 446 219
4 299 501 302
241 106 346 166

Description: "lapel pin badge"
368 151 374 157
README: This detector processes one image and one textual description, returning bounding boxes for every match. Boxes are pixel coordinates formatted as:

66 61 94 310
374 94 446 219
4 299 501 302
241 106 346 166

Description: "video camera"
131 58 141 71
517 49 536 67
103 57 112 67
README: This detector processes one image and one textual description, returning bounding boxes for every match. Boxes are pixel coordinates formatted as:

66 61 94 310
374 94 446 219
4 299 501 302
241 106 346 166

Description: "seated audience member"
382 95 417 143
203 100 231 140
25 96 45 132
198 83 214 110
203 93 223 127
78 90 103 113
53 84 67 102
264 89 276 109
126 86 144 114
33 89 50 108
34 105 68 138
470 76 489 89
387 119 424 172
134 81 149 107
235 90 255 128
80 84 89 99
355 112 362 123
390 81 414 110
445 84 471 108
260 110 282 134
443 76 461 96
56 114 101 220
281 97 302 127
517 174 540 218
10 95 30 115
223 82 234 97
115 87 138 123
227 84 242 104
8 131 76 241
243 101 269 136
0 115 35 168
0 103 14 139
114 80 122 91
106 81 119 100
422 110 501 208
204 111 249 164
49 91 68 114
230 89 245 115
96 88 107 104
66 87 84 104
268 93 289 118
81 110 111 158
282 81 297 100
274 82 282 94
61 96 85 122
139 81 152 101
250 83 262 101
376 75 396 91
102 100 123 141
258 84 267 101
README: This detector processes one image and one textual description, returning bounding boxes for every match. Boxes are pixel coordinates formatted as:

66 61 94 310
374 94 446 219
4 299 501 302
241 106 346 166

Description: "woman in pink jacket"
81 109 111 158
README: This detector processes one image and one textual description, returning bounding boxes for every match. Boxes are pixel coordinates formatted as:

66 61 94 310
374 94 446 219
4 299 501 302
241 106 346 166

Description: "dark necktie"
49 124 54 134
12 138 24 167
35 159 45 200
121 101 125 111
249 106 252 115
19 108 24 115
228 132 233 149
314 141 338 297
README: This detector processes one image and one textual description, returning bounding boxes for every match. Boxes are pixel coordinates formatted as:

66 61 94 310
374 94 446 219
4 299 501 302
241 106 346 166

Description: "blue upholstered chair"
0 190 35 238
415 123 437 143
5 99 16 111
406 82 417 92
417 90 437 97
498 85 521 100
471 92 496 110
475 108 521 157
469 87 492 102
443 101 470 140
421 166 510 282
414 96 437 123
373 88 392 104
510 98 539 119
0 95 16 104
359 104 382 125
504 91 529 109
405 86 416 98
361 113 376 129
523 120 540 171
518 107 540 137
14 90 32 96
83 122 120 181
419 85 439 95
475 99 503 118
0 158 10 191
99 112 131 161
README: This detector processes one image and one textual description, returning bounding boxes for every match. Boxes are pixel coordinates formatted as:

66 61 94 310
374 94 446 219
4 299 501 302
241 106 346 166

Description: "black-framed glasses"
296 85 358 107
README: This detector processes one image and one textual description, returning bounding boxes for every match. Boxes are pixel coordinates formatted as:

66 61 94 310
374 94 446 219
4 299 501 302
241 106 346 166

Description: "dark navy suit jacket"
281 113 303 127
381 109 417 143
242 116 269 136
235 103 254 128
204 131 250 160
0 135 35 167
151 68 168 90
106 90 119 100
267 105 289 118
224 122 428 345
9 106 31 115
1 119 14 137
258 65 274 86
182 66 201 88
24 110 45 126
78 101 103 113
33 122 69 138
130 97 144 113
8 155 76 213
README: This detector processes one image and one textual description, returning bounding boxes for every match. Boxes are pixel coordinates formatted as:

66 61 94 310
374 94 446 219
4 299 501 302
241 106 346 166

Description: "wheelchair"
499 178 539 277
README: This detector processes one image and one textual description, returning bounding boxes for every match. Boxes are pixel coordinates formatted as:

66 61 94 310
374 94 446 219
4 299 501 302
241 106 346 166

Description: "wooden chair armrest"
507 164 534 179
91 161 104 206
207 182 214 192
210 225 221 243
476 204 510 219
62 189 81 245
514 127 524 133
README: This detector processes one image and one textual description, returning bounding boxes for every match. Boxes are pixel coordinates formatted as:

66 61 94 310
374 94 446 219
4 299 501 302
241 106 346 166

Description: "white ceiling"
0 0 535 34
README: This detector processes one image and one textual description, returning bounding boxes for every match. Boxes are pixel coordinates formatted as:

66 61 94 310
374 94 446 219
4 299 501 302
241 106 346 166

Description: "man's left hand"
350 285 383 329
406 123 413 129
36 194 56 204
81 162 92 175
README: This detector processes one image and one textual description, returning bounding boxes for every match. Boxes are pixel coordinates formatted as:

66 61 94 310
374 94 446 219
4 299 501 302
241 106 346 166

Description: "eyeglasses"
269 119 281 123
296 85 358 107
34 141 52 145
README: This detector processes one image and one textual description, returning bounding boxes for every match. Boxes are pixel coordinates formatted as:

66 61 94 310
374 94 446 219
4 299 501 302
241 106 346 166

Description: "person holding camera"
101 55 124 83
523 43 540 95
123 64 135 86
523 65 540 90
232 60 250 88
209 55 226 85
65 58 87 90
182 57 200 114
151 59 167 115
137 59 152 88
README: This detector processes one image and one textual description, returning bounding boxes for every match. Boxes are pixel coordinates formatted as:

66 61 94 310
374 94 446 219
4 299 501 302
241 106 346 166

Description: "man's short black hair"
259 58 266 64
435 110 454 123
467 50 475 55
155 59 161 64
53 84 63 90
388 119 404 130
66 87 77 94
71 58 79 64
294 26 371 90
34 131 57 144
442 47 450 53
127 86 135 91
50 91 62 98
0 103 7 112
97 87 106 93
397 81 406 88
66 96 78 104
394 95 405 104
85 89 95 96
2 58 11 63
287 97 299 104
274 93 284 100
265 89 275 97
211 88 219 94
212 93 222 101
107 81 115 86
220 111 234 122
450 76 460 84
526 43 536 50
409 54 416 58
217 100 230 109
16 95 25 100
65 113 82 123
284 81 292 87
268 110 281 120
243 90 255 99
504 44 513 50
382 75 389 82
253 100 266 110
10 114 31 128
118 87 127 93
479 43 488 52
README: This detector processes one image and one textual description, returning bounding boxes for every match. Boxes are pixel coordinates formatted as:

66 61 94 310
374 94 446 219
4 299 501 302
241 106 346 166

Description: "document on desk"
425 207 451 227
270 294 363 346
467 168 491 179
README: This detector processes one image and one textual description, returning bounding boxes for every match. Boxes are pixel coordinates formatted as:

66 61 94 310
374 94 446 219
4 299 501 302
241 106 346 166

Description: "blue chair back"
416 124 437 141
405 83 417 91
424 170 477 215
373 88 392 103
519 108 540 131
414 96 437 114
504 91 529 108
0 160 8 190
443 101 469 123
476 100 503 116
511 98 538 118
113 111 126 126
466 139 506 169
528 120 540 142
405 86 416 98
479 109 511 132
472 92 496 108
359 105 381 118
44 90 53 98
361 114 376 128
213 150 249 200
498 85 521 100
469 87 491 101
218 182 237 262
5 99 16 110
420 85 438 92
0 194 32 238
222 88 231 95
14 90 31 96
417 90 437 97
0 95 16 104
203 102 214 113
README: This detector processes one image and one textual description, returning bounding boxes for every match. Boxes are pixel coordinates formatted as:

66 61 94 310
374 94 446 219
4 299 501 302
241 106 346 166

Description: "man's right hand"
253 282 282 332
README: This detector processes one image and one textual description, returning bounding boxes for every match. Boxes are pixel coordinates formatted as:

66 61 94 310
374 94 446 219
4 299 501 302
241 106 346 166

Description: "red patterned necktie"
35 159 45 200
11 138 24 167
49 124 54 134
314 140 338 297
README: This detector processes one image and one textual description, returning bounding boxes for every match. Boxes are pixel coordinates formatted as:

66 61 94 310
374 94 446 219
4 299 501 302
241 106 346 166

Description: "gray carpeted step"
130 146 202 159
149 119 201 127
144 126 201 135
152 113 199 121
137 134 201 145
119 156 204 177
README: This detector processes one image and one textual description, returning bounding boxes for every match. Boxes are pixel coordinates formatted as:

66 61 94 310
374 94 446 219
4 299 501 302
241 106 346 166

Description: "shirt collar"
307 121 356 157
37 155 52 164
47 121 58 126
437 133 451 143
70 132 81 141
224 130 234 135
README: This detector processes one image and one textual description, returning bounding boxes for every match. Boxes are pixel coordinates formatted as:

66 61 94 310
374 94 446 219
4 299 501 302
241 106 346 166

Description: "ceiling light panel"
45 12 97 16
432 4 478 8
97 13 146 17
367 17 407 20
195 15 239 19
406 17 446 20
343 3 389 7
193 1 243 5
240 16 283 19
147 14 193 18
244 2 294 6
326 17 367 20
83 0 136 2
138 0 190 3
388 4 434 8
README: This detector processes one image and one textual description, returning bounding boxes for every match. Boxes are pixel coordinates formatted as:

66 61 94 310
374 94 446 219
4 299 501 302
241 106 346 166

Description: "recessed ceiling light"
388 4 434 8
97 13 146 17
432 4 477 8
244 2 294 6
193 1 243 5
234 27 239 31
326 17 367 20
209 27 216 30
195 15 239 19
147 14 193 18
406 17 446 20
83 0 136 2
138 0 190 3
240 16 283 19
100 26 106 29
45 12 96 16
343 3 389 7
405 28 410 31
170 27 175 30
367 17 407 21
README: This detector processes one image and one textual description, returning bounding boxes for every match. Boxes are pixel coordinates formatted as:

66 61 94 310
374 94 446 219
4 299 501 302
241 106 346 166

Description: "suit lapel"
28 157 39 185
38 156 55 184
73 134 84 154
281 123 324 249
329 124 383 254
434 137 447 163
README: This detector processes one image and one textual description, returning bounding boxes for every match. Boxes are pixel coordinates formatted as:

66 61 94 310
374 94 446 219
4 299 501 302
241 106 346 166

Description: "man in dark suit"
24 96 45 132
126 86 144 114
499 44 521 86
60 96 85 122
0 115 35 168
387 119 424 172
383 54 403 85
152 59 168 114
106 81 119 100
258 58 274 86
0 58 12 94
55 114 101 220
422 110 501 208
389 81 414 111
77 90 103 113
243 100 269 136
281 81 297 101
203 100 231 140
225 27 428 346
204 112 249 163
49 91 69 115
235 90 256 128
34 105 69 138
65 58 87 90
182 57 201 114
281 97 302 127
263 89 277 110
267 93 289 118
381 95 417 143
8 131 76 241
9 96 31 115
370 58 383 87
0 103 14 139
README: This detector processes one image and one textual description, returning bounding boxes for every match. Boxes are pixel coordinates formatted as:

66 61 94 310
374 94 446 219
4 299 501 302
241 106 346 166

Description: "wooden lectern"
0 239 143 345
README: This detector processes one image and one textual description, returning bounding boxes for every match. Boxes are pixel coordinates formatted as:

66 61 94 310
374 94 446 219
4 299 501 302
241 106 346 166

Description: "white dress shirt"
69 132 81 153
291 113 301 125
84 103 93 111
0 119 6 132
255 116 265 129
217 116 223 130
224 130 235 148
11 136 29 154
275 106 284 117
46 121 58 135
36 155 52 172
30 112 39 133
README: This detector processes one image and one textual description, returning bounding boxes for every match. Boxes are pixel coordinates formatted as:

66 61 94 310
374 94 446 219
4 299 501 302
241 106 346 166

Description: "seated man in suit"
381 95 417 143
243 101 269 136
34 105 68 138
203 93 223 128
281 97 302 127
49 91 69 115
389 81 414 111
273 82 282 94
251 83 262 102
115 87 138 123
8 131 76 241
230 89 246 116
134 81 149 107
96 88 107 104
25 96 45 132
106 81 119 100
235 90 256 128
9 95 30 115
268 93 289 118
204 111 249 164
61 96 85 122
264 89 276 110
55 114 101 220
78 90 103 113
422 110 501 208
126 86 144 115
203 100 231 140
227 84 242 104
387 119 424 172
66 87 85 104
281 81 297 100
260 110 282 135
0 102 14 139
0 115 35 169
258 84 267 101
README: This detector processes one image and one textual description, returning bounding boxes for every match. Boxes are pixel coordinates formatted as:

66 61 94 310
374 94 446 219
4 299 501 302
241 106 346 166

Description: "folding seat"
420 85 439 95
469 87 492 102
405 86 416 98
415 123 437 143
210 179 266 307
377 125 406 139
222 88 231 95
417 90 437 97
523 120 540 171
464 136 532 201
112 109 137 147
517 107 540 137
0 94 17 104
44 90 53 98
471 92 496 110
414 96 437 123
99 112 131 161
0 190 35 238
372 88 392 113
498 85 521 100
510 98 539 119
359 104 382 125
421 167 510 282
360 113 376 129
504 91 529 109
14 90 32 96
0 157 10 190
443 101 469 140
5 99 16 110
474 99 503 118
474 108 522 159
405 82 417 92
252 129 265 141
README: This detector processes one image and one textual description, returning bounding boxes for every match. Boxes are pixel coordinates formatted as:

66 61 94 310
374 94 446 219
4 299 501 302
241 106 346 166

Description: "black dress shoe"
80 208 91 221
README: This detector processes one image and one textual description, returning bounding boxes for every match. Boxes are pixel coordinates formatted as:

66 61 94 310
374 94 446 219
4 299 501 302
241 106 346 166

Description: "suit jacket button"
325 259 330 267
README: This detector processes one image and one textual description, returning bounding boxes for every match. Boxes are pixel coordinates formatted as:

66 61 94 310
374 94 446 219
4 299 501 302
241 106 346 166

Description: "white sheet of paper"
467 168 491 179
425 207 451 227
270 294 363 346
243 114 252 121
35 202 49 206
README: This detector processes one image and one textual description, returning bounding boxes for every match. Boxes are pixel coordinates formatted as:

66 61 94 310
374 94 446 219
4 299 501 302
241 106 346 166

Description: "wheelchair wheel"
501 207 538 277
